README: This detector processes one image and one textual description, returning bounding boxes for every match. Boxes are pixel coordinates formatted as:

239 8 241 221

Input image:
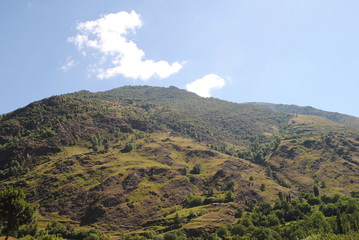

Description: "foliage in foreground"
0 188 109 240
122 192 359 240
0 187 36 240
1 188 359 240
18 221 110 240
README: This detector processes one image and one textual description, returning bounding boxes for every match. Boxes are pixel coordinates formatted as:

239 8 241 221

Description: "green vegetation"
191 163 202 174
0 188 36 240
119 193 359 240
0 187 109 240
0 86 358 238
184 193 203 207
252 102 359 129
17 221 109 240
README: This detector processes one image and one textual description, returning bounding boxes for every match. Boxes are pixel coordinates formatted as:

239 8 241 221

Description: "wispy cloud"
186 74 226 98
59 56 76 72
68 11 183 80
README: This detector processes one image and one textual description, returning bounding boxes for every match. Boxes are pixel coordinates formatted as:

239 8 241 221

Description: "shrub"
122 143 134 153
184 193 203 207
191 163 202 174
225 190 235 202
308 196 322 206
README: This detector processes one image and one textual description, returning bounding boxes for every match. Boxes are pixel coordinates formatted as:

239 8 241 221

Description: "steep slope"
71 86 292 146
15 133 288 233
0 86 358 235
266 114 359 195
251 102 359 129
0 90 289 233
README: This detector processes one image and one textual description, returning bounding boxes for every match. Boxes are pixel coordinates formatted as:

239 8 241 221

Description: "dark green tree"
192 163 202 174
226 181 235 191
184 193 203 207
314 185 320 197
235 207 243 218
122 143 133 153
307 196 321 206
0 188 36 240
91 136 99 151
207 187 214 197
224 190 235 202
103 138 110 152
173 213 185 225
266 166 273 178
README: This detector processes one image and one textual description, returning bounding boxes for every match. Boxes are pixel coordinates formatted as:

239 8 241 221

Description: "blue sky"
1 0 358 117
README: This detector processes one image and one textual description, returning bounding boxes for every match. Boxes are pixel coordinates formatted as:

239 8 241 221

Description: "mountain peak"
0 85 358 236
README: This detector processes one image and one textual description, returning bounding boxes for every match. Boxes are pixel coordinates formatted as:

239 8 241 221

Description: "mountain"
0 86 358 238
251 102 359 130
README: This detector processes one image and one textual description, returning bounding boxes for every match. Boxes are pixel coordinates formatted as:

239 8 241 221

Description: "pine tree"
192 163 202 174
0 188 36 240
314 185 320 197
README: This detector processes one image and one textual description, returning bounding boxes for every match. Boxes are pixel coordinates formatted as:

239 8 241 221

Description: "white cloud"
59 56 76 72
186 74 226 98
68 11 183 80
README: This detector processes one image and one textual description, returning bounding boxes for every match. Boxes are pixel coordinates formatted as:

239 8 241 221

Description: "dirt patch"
161 176 196 205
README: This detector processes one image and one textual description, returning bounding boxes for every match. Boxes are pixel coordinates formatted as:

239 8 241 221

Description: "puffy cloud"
186 74 226 98
68 11 183 80
59 56 76 72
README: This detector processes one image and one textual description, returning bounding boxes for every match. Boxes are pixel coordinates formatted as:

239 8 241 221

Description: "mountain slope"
70 86 293 146
251 102 359 129
0 86 358 235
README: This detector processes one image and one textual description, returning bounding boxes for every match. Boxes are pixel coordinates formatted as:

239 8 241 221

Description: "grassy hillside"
251 102 359 129
71 86 293 146
0 86 358 238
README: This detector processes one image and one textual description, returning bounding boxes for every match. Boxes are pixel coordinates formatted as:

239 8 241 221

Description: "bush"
308 196 322 206
184 193 203 207
164 233 177 240
122 143 134 153
351 191 359 198
235 208 243 218
224 190 235 202
191 163 202 174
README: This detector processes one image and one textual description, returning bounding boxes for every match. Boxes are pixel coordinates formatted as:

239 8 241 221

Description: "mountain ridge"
250 102 359 129
0 85 358 237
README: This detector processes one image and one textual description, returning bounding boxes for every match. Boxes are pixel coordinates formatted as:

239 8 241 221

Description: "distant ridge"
250 102 359 130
